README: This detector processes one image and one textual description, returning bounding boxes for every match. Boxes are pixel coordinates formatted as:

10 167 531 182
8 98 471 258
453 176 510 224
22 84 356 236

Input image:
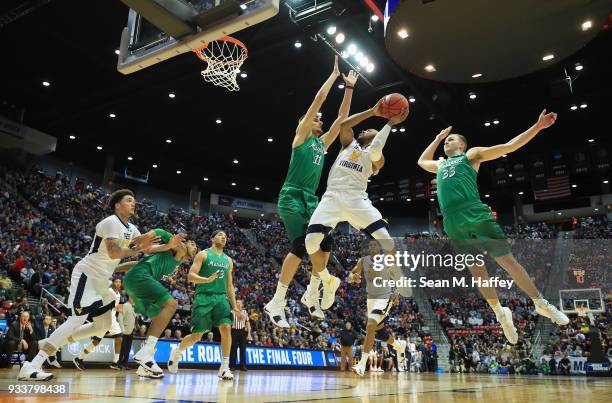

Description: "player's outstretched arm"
294 56 341 148
338 100 382 148
467 109 557 163
369 107 409 162
320 70 358 150
105 230 158 260
187 251 219 284
417 126 452 173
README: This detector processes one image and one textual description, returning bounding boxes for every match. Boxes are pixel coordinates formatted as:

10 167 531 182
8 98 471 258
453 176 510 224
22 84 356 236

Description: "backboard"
117 0 279 74
559 288 605 315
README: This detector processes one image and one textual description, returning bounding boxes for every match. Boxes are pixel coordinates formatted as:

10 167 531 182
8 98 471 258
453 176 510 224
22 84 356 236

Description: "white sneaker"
136 365 163 379
218 367 234 380
375 367 384 372
320 275 341 310
535 300 570 325
496 307 519 344
167 348 182 374
134 345 163 375
352 364 365 376
300 292 325 319
47 356 62 368
18 361 54 381
264 299 290 328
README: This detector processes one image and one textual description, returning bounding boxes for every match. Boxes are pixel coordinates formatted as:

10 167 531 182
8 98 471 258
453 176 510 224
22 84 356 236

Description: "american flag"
533 175 571 200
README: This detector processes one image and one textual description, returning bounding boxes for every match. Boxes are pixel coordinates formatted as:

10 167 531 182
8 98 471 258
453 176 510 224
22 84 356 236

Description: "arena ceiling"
0 1 611 215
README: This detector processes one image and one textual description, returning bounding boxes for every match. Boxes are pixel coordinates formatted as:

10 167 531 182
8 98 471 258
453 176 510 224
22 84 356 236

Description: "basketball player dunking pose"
348 239 407 376
167 230 242 381
304 100 409 311
417 110 569 344
265 57 358 326
19 189 157 380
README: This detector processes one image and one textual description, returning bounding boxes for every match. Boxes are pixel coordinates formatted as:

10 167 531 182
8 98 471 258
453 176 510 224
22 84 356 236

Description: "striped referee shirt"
232 309 248 330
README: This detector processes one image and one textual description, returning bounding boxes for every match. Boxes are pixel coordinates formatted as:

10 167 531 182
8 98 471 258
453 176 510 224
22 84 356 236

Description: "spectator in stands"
559 353 571 375
4 311 38 365
338 321 358 371
174 329 183 340
34 314 55 340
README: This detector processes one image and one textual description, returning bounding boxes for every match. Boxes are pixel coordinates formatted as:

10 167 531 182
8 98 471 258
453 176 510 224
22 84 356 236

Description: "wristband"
345 85 354 90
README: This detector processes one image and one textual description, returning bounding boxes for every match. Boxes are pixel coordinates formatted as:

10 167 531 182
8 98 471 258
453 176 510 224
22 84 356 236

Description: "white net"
195 37 248 91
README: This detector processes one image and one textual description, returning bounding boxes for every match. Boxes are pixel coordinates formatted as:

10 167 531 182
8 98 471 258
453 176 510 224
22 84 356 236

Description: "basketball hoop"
193 36 248 91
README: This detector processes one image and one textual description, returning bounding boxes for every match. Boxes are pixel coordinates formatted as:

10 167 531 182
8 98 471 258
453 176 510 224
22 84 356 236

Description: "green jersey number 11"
314 154 322 166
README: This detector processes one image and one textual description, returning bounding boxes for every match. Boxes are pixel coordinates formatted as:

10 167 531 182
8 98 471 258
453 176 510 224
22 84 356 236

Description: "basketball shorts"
123 262 172 319
308 190 383 234
443 201 511 258
108 313 122 336
68 262 117 318
367 298 393 325
191 293 232 333
278 185 319 242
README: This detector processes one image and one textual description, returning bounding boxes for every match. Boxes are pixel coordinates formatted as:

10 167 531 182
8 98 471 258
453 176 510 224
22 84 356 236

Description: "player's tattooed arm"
187 251 219 284
418 126 452 173
347 258 363 284
468 109 557 163
226 258 244 321
321 70 359 150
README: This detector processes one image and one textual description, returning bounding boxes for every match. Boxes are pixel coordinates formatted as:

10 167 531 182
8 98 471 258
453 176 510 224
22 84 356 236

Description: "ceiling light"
502 154 507 158
216 118 222 124
240 72 247 78
355 52 364 62
338 83 345 89
166 139 172 143
69 135 76 140
359 57 369 68
406 198 411 202
580 103 587 109
340 51 349 59
557 212 562 216
152 164 158 168
424 64 436 72
335 33 345 44
233 159 239 164
469 92 477 100
42 81 50 87
294 40 302 48
542 54 555 61
203 177 208 181
518 191 523 195
231 182 237 186
114 49 120 55
127 156 133 161
408 96 415 103
380 197 384 201
109 113 116 118
594 208 599 211
327 26 337 35
472 73 483 78
485 194 490 198
96 146 103 150
366 63 375 73
399 127 406 132
571 184 577 188
266 137 273 143
570 105 578 111
430 198 435 202
176 170 181 174
391 128 397 133
347 44 357 55
233 209 238 213
581 20 592 31
398 29 409 39
493 119 500 125
168 92 175 98
574 62 583 71
588 139 594 143
240 3 247 10
260 213 264 217
604 180 609 184
509 174 513 177
484 121 491 127
371 15 379 22
254 186 260 190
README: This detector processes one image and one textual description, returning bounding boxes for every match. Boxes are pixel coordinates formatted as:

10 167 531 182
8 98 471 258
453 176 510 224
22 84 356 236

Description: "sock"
306 275 321 297
491 301 504 318
220 356 229 370
318 268 332 283
359 352 370 367
31 350 49 369
79 344 94 359
113 353 120 363
532 293 546 308
272 282 289 303
145 336 158 350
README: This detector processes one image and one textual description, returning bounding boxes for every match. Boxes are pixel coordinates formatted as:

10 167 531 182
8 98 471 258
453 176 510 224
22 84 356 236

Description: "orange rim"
193 36 248 65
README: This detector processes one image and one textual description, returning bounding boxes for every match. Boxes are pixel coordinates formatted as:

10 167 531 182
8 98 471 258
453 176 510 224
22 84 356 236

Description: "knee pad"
305 232 325 255
320 234 333 253
290 236 306 259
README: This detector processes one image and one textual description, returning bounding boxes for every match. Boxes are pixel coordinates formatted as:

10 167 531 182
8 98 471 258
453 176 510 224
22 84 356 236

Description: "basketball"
379 93 409 119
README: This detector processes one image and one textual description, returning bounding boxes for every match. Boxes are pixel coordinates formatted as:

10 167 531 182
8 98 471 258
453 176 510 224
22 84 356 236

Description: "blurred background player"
304 99 409 313
167 230 242 381
417 110 569 345
264 58 358 327
123 229 195 378
18 189 157 381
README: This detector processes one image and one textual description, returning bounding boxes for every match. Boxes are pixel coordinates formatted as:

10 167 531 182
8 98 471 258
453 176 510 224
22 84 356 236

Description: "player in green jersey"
167 230 241 381
418 110 569 344
265 57 359 327
123 228 197 378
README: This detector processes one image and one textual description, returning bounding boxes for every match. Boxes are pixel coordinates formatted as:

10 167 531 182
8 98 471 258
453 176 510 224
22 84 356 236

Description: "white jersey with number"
78 215 140 282
326 139 376 195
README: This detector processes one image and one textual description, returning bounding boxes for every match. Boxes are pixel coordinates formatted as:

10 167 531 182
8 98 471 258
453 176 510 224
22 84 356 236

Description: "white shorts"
367 298 392 325
108 314 122 336
67 263 116 318
308 191 383 233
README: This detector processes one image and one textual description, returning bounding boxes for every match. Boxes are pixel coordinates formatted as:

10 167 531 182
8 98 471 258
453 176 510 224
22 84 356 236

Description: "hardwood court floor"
1 368 610 403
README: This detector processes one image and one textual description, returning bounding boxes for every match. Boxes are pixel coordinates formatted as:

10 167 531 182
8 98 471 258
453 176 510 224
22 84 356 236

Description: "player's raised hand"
342 70 359 87
347 272 361 284
331 55 340 78
436 126 453 140
132 231 160 252
389 106 410 126
536 109 557 129
168 233 186 249
203 270 220 283
372 98 385 117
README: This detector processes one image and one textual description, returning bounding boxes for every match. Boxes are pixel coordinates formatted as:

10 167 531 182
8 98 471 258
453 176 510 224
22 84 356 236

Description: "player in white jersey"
302 100 409 313
347 239 407 376
19 189 157 381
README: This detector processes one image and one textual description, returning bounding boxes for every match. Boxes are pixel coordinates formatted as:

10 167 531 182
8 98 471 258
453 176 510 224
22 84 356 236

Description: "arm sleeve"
153 228 173 244
369 124 392 162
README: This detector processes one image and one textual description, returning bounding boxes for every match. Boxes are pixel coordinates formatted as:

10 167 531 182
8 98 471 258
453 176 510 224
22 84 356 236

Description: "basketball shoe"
535 299 570 325
496 307 518 344
264 299 290 328
300 292 325 319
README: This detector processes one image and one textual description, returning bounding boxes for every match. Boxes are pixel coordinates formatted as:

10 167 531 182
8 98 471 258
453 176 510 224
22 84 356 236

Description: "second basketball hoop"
193 36 248 91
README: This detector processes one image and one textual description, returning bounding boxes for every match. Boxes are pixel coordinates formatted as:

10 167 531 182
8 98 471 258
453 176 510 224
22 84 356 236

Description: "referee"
230 299 250 371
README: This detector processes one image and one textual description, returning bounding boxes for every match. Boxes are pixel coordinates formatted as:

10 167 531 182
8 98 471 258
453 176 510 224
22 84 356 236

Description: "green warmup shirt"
195 247 231 295
436 153 481 214
282 135 326 193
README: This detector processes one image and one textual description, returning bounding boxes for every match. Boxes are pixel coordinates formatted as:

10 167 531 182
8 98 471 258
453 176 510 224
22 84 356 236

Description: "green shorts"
191 293 232 333
443 202 511 258
123 262 172 318
278 185 319 242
